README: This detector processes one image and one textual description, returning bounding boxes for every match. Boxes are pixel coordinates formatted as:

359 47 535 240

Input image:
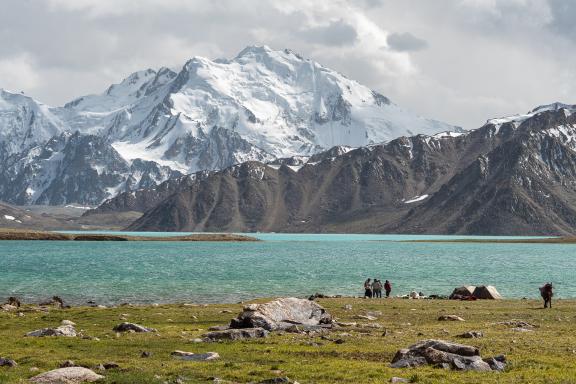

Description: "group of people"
363 278 391 298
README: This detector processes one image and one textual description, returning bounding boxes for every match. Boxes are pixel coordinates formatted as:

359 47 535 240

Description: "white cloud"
1 0 575 128
0 54 40 92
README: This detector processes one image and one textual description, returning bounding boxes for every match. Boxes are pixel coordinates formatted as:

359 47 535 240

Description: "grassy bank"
0 229 258 242
1 298 575 383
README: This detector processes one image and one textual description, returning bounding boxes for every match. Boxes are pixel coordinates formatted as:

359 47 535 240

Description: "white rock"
171 351 220 361
29 367 104 383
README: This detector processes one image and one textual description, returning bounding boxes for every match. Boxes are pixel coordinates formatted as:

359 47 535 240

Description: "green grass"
1 299 575 383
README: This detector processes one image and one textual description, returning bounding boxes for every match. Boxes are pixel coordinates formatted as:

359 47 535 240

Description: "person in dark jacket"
384 280 392 298
364 278 372 298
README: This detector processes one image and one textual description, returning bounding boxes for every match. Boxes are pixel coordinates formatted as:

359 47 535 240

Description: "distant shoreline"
0 229 259 242
403 237 576 244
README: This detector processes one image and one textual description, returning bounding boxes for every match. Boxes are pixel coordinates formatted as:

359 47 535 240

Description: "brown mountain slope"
92 104 576 235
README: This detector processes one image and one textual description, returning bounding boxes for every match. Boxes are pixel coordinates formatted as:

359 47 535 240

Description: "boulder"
171 351 220 361
472 286 502 300
203 328 269 341
438 315 465 322
257 378 299 384
29 367 104 383
457 331 484 338
495 320 536 329
0 357 17 367
59 360 76 368
390 339 505 372
1 304 17 312
26 325 77 337
229 297 332 331
112 322 156 333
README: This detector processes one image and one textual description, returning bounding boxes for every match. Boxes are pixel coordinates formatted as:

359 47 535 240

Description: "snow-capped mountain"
0 45 457 205
0 90 66 160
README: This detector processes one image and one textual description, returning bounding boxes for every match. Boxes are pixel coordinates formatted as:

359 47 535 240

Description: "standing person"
364 278 373 298
384 280 392 298
373 279 383 298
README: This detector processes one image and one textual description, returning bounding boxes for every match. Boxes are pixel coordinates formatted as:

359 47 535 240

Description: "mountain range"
0 46 454 206
90 103 576 235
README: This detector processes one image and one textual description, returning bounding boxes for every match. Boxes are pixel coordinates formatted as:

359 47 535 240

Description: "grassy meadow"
1 298 575 383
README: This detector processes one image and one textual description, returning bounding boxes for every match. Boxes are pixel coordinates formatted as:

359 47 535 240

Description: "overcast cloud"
0 0 574 128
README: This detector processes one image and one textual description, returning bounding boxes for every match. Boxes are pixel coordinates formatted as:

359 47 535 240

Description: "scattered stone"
382 329 391 337
220 310 233 313
112 322 156 333
141 351 152 358
284 324 332 334
0 357 17 367
0 304 17 312
458 331 484 339
336 322 357 327
342 304 353 311
511 327 534 332
366 311 382 317
438 315 465 322
389 378 409 383
26 325 77 337
171 351 220 361
59 360 76 368
484 355 506 371
355 315 378 321
334 338 345 344
29 367 104 383
229 297 332 331
390 339 505 372
359 323 384 329
256 378 299 384
208 325 229 331
39 296 65 309
102 362 119 370
61 320 76 326
203 327 269 341
495 320 536 329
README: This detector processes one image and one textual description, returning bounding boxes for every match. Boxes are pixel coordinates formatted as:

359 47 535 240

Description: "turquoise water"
0 233 573 305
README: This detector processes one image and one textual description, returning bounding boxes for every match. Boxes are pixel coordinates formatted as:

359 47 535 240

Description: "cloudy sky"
1 0 574 128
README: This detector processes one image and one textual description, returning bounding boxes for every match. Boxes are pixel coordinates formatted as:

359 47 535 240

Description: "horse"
540 283 554 309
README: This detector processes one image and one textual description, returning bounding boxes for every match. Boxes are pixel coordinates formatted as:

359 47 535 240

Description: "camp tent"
449 286 476 299
472 285 502 300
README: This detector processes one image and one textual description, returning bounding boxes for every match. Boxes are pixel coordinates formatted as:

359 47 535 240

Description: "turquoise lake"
0 233 573 305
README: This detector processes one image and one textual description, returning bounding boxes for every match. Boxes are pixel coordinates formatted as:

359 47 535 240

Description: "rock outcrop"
26 325 77 337
29 367 104 383
112 322 156 333
229 298 332 331
0 357 17 367
390 339 505 372
202 328 269 341
171 351 220 361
